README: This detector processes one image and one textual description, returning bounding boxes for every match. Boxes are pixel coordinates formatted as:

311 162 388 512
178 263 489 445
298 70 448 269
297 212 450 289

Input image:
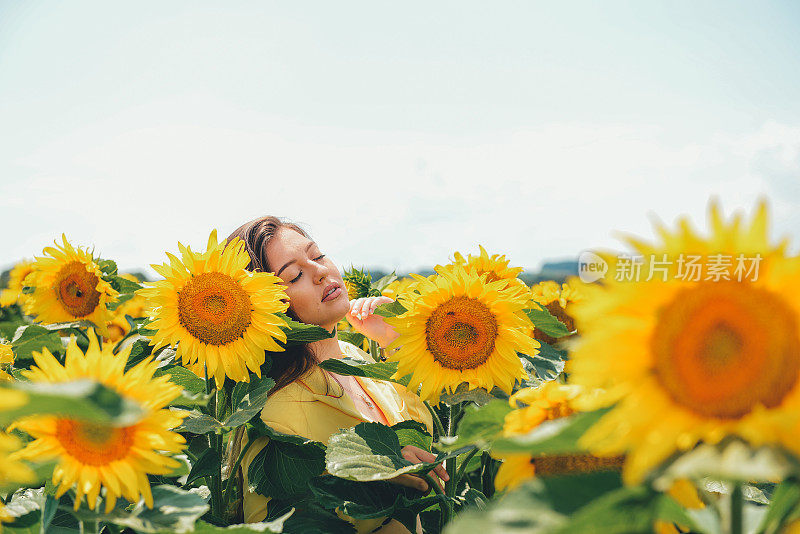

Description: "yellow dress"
241 340 433 533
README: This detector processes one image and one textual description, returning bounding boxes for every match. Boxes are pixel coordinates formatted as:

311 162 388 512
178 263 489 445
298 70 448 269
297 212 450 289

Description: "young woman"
227 216 447 534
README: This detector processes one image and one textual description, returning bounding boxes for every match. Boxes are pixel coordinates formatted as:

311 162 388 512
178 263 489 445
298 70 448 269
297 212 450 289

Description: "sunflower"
0 428 36 528
529 280 582 344
381 276 418 300
0 260 34 308
9 331 186 512
385 264 538 402
139 230 289 388
0 343 13 382
106 275 147 343
23 236 118 335
0 384 34 493
437 245 528 298
493 382 622 490
568 199 800 485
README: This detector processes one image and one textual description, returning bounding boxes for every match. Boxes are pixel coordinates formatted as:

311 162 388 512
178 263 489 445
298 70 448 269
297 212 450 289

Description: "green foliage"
337 330 365 346
0 379 144 426
317 356 410 386
326 422 467 482
438 400 512 451
524 305 571 338
154 363 206 395
191 511 292 532
439 383 498 407
75 485 210 533
519 343 567 382
310 476 445 533
491 409 611 456
247 422 327 500
444 471 641 533
343 266 382 299
392 420 433 451
276 313 336 344
11 324 65 361
373 300 408 318
186 448 221 486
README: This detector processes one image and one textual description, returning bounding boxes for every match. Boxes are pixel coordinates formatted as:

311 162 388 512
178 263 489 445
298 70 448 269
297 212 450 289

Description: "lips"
321 283 342 302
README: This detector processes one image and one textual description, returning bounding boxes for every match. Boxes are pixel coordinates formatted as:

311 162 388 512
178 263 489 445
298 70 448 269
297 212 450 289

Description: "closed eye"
288 254 326 283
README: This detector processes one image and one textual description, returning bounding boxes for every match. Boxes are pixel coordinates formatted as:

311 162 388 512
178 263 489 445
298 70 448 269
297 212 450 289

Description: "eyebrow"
276 242 316 276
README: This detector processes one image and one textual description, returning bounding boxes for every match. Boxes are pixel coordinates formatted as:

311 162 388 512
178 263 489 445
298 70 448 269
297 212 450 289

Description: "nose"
312 261 329 283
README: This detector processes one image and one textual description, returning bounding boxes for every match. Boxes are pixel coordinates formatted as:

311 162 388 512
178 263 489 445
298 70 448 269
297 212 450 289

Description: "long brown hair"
225 215 318 395
224 216 328 523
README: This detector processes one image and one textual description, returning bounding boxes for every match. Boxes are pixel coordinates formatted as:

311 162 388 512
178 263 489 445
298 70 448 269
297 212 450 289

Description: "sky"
1 1 799 277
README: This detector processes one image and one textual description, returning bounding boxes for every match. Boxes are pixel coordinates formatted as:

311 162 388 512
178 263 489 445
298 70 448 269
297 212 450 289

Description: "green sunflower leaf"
373 300 408 318
309 476 445 533
436 400 512 451
326 422 469 481
524 305 571 338
491 408 611 456
11 324 65 361
317 356 410 386
277 313 335 344
0 379 144 426
247 422 327 500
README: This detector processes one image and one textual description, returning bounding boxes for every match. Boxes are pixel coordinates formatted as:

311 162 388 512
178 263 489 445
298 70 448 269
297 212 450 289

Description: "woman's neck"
308 329 343 363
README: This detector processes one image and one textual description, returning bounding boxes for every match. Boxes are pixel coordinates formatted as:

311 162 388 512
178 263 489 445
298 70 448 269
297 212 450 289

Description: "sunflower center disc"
425 296 499 370
55 419 135 465
178 272 252 346
54 261 102 317
652 282 800 419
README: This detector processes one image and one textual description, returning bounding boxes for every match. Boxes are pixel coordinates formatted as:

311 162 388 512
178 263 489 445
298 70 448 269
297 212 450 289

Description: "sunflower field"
1 199 800 534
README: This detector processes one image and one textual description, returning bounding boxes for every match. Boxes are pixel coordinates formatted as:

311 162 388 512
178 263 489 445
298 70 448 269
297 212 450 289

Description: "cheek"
285 284 318 320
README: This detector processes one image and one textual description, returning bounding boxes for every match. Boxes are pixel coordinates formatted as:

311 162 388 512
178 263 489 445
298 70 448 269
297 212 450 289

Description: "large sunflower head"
139 230 290 388
23 237 118 335
568 199 800 484
529 280 582 344
385 264 539 403
9 331 186 512
437 246 528 298
0 260 34 308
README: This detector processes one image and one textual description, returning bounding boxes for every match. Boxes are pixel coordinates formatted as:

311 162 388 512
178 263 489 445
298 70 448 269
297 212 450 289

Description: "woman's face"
266 227 349 330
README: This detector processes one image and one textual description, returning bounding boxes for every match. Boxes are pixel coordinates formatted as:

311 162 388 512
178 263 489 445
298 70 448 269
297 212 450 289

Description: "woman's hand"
346 296 400 348
388 445 449 493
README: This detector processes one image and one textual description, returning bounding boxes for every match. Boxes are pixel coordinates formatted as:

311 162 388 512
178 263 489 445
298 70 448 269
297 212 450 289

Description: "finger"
358 298 373 319
433 463 450 482
349 298 367 319
392 474 429 492
401 448 420 464
414 449 437 463
368 298 382 314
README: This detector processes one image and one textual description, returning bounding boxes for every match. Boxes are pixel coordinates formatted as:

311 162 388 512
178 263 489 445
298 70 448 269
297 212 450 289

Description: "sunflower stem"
424 402 445 441
204 367 224 520
440 403 461 530
368 338 380 361
480 451 494 498
453 446 480 487
731 483 743 534
223 437 254 504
